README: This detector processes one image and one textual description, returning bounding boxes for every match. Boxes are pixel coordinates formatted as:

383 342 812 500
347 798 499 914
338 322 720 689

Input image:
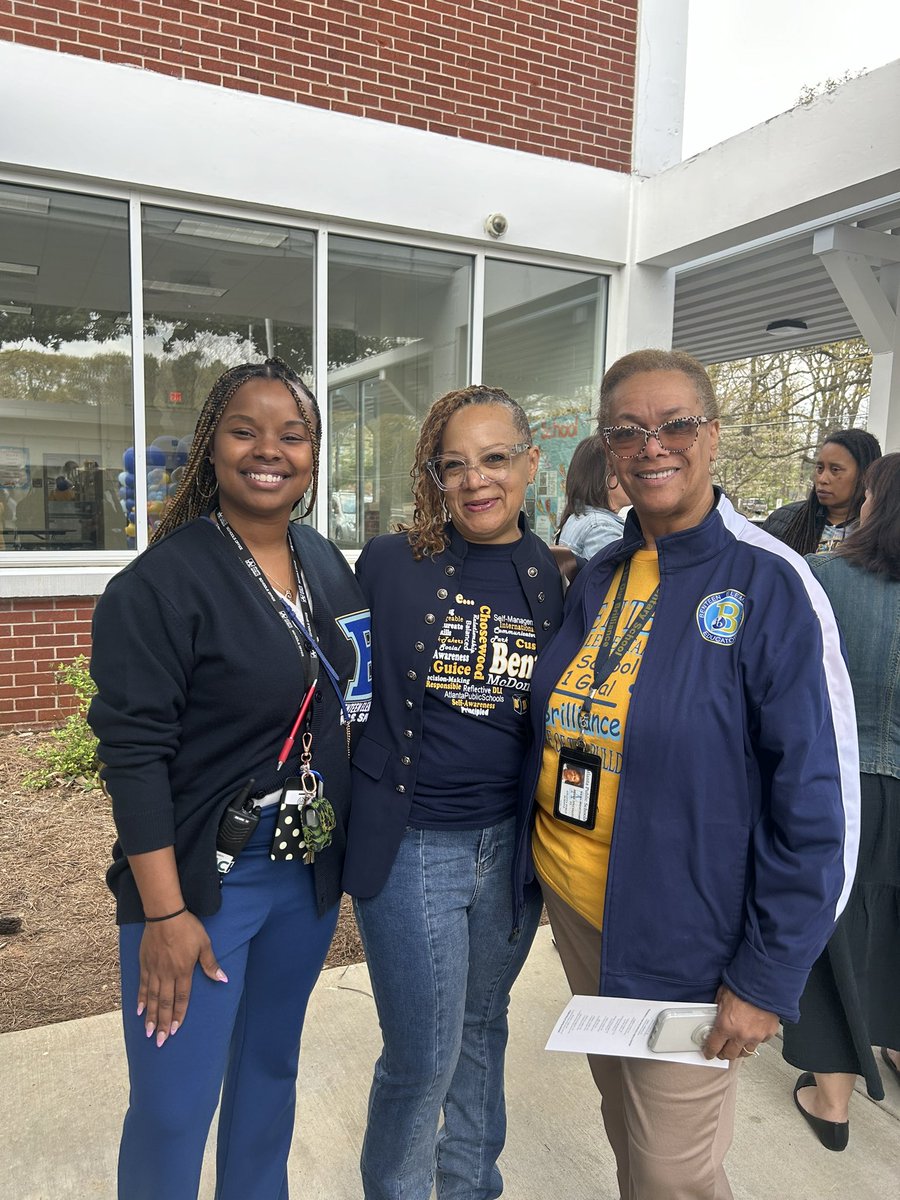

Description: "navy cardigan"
89 518 371 923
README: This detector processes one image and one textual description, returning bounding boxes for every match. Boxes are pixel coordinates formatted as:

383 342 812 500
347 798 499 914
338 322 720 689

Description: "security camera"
484 213 509 239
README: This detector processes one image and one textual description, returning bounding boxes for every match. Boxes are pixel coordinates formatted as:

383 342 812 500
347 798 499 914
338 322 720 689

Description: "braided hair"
780 428 882 556
152 358 320 543
404 384 531 560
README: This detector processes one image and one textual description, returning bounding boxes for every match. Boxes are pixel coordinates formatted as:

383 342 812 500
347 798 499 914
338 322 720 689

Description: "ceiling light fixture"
143 280 228 298
765 318 808 336
0 261 39 275
174 218 288 248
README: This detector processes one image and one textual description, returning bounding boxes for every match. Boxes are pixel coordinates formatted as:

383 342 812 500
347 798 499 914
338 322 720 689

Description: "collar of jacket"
444 511 538 563
604 487 733 574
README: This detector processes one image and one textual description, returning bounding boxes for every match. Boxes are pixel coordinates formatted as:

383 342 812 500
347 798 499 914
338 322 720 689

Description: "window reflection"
0 184 132 551
140 207 315 542
327 237 471 545
483 260 607 540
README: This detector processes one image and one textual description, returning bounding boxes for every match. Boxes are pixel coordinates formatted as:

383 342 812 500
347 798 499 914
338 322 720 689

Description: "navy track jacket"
514 492 859 1022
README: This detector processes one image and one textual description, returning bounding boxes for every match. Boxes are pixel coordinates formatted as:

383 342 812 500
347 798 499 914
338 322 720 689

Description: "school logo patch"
696 590 746 646
335 609 372 721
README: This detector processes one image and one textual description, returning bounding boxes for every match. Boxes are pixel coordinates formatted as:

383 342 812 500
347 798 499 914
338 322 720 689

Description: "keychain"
299 773 336 864
271 733 335 863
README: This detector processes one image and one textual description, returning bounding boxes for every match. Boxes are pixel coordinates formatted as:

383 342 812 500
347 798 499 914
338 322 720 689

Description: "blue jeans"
354 816 542 1200
118 806 338 1200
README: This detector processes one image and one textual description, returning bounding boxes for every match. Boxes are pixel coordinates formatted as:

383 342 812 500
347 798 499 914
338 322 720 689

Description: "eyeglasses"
602 416 709 459
426 443 532 491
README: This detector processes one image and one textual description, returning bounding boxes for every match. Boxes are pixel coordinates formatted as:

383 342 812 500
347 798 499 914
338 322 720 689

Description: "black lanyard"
579 559 659 727
214 509 318 692
213 511 351 733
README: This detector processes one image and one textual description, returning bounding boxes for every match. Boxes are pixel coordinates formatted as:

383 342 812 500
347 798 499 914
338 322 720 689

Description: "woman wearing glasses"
343 385 564 1200
514 349 859 1199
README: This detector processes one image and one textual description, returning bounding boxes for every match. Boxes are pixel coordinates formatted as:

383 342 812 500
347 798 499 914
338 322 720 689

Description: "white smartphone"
647 1005 719 1053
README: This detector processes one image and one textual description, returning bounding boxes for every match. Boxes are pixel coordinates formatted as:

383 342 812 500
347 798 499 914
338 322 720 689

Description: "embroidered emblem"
696 590 746 646
335 610 372 720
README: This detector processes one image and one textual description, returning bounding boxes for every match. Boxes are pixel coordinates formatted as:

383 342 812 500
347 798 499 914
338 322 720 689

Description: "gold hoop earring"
195 471 218 500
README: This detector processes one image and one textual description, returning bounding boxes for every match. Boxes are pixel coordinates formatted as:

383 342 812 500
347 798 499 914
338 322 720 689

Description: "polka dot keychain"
271 732 336 864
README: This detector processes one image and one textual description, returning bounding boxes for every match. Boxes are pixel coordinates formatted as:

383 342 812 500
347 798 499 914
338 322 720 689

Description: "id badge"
553 746 600 829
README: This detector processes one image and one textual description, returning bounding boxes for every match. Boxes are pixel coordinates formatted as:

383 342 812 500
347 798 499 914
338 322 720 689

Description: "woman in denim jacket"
785 451 900 1150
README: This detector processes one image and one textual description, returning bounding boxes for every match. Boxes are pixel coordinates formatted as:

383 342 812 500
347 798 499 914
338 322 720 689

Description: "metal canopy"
672 198 900 365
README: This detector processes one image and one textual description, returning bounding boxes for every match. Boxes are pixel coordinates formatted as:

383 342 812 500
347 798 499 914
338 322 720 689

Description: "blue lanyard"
280 602 351 725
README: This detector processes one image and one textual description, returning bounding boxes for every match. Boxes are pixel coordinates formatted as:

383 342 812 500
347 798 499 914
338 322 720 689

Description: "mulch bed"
0 730 364 1036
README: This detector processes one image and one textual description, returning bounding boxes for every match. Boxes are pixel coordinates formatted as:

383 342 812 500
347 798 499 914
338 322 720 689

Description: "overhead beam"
813 224 900 265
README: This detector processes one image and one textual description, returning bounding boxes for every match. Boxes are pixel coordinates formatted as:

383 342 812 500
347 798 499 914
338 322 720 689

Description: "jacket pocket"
352 735 390 781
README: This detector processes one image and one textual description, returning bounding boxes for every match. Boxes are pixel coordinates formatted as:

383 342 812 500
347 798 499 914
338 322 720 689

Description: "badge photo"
553 745 601 829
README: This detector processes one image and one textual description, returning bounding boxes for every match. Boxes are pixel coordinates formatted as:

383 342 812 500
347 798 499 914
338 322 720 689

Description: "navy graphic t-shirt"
410 540 537 829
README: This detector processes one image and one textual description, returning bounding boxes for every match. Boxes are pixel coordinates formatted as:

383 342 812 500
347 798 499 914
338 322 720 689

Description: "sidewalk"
2 927 898 1199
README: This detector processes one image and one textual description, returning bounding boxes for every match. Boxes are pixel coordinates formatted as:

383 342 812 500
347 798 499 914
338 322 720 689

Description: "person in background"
89 358 370 1200
556 432 629 559
343 384 565 1200
784 451 900 1151
762 428 881 554
514 349 859 1200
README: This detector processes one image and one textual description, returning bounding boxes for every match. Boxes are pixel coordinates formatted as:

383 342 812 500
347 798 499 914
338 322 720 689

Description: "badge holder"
271 733 336 863
553 744 601 830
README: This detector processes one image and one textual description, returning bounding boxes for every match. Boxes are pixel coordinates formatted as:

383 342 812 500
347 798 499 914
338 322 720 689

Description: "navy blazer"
342 517 565 898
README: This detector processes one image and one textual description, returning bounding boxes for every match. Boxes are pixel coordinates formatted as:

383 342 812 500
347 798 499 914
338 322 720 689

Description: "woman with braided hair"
342 384 564 1200
89 358 370 1200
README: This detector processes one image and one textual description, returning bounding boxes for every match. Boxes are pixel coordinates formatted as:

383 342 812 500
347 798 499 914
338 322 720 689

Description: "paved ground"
2 927 898 1199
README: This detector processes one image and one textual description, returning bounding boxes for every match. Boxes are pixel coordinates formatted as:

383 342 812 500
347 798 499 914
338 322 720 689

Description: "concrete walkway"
2 927 898 1199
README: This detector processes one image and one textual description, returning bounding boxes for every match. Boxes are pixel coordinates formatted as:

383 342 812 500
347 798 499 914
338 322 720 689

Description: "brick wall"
0 1 637 170
0 598 96 729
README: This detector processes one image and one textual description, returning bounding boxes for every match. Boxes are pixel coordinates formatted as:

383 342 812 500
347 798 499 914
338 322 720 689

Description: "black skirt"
781 772 900 1100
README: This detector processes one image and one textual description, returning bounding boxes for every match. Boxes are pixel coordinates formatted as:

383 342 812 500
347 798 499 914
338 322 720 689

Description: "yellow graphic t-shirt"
532 549 659 929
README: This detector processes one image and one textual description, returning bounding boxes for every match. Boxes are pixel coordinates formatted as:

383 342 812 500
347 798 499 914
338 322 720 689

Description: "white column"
814 227 900 452
633 0 690 177
869 264 900 452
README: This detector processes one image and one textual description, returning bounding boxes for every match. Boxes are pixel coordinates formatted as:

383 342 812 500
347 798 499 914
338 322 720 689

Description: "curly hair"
598 348 720 426
403 384 531 559
151 357 320 544
837 452 900 580
780 428 882 556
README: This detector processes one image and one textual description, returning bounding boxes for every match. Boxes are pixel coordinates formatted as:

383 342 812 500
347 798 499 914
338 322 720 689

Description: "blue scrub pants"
117 806 338 1200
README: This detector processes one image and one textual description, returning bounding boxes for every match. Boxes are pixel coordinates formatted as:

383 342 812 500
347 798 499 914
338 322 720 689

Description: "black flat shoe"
881 1047 900 1085
793 1072 849 1152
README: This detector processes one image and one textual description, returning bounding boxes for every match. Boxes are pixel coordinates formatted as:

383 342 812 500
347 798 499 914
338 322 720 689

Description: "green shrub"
23 655 100 790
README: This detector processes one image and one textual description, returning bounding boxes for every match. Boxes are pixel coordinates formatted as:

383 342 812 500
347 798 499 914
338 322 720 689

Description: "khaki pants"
541 884 741 1200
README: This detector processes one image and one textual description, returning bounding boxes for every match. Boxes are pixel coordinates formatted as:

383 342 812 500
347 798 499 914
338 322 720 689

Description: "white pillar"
633 0 690 177
814 228 900 453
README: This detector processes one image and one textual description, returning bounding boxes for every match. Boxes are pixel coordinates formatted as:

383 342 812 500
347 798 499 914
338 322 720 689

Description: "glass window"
0 184 132 552
483 260 607 540
140 207 315 542
328 237 471 545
